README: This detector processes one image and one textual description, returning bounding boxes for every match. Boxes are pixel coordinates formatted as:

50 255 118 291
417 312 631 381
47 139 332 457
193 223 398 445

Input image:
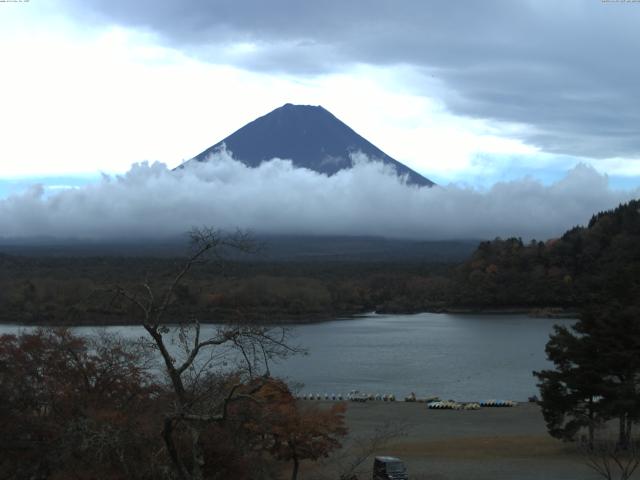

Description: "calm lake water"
0 313 573 401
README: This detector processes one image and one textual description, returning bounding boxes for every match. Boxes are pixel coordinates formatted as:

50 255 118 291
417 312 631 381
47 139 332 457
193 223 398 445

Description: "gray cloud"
1 151 637 241
62 0 640 160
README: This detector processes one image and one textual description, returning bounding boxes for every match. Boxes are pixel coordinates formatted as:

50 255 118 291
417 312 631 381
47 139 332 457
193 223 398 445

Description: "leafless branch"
581 438 640 480
103 227 301 480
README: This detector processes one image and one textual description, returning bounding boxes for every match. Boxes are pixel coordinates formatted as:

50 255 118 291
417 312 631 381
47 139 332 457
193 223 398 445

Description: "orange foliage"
0 329 161 479
237 378 348 480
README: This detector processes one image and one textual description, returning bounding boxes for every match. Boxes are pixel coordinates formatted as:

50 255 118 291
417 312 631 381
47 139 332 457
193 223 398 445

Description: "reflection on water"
0 313 573 401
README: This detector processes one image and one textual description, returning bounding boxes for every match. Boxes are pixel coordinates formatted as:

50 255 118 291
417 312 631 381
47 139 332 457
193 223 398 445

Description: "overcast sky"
0 1 639 240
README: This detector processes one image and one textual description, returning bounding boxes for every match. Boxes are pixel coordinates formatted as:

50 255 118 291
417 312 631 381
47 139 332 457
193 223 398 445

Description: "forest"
2 200 639 326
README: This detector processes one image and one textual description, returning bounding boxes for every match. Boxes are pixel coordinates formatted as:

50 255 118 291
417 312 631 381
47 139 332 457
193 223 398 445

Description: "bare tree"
580 438 640 480
113 227 300 480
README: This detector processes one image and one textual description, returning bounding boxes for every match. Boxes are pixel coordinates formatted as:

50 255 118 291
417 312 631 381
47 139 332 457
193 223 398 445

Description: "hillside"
449 199 640 310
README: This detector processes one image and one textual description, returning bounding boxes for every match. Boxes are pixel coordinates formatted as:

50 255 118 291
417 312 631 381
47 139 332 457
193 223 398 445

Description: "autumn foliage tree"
272 401 347 480
241 379 348 480
0 328 161 480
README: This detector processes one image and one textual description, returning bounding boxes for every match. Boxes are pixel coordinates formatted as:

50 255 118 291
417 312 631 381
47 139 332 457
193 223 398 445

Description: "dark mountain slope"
183 103 434 186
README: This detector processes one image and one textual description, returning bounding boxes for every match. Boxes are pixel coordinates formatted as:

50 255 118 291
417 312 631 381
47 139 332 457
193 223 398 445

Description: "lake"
0 312 572 401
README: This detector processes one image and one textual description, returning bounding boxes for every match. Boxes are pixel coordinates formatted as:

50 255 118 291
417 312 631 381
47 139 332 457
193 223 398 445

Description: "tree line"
533 200 640 479
4 201 640 325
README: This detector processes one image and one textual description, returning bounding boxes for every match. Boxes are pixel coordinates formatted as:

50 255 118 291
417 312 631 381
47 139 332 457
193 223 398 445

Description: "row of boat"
295 392 397 401
427 399 517 409
428 401 481 410
296 392 517 408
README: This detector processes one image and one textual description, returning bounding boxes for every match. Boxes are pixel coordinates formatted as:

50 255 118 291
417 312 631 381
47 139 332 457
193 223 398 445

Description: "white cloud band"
1 150 637 241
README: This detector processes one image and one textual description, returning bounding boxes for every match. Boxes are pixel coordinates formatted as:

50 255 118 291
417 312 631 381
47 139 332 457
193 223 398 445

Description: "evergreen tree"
535 303 640 448
535 322 605 447
579 304 640 448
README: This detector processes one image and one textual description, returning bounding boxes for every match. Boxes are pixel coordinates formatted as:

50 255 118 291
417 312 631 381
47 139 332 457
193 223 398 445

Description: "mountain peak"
280 103 324 110
185 104 434 186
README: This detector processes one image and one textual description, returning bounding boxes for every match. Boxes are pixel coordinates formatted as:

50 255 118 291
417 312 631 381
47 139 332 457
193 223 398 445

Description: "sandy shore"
302 401 632 480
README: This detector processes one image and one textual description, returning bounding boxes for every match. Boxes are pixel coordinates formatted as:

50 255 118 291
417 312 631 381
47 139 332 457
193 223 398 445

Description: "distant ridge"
182 103 434 186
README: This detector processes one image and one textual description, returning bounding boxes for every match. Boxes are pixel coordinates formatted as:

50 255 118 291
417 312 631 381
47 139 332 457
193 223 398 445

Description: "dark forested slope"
450 199 640 310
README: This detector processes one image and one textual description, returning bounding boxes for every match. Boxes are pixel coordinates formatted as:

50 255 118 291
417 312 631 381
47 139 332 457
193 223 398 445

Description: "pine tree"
535 303 640 448
535 322 605 447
